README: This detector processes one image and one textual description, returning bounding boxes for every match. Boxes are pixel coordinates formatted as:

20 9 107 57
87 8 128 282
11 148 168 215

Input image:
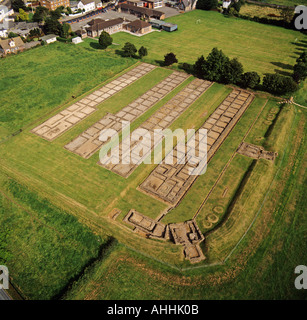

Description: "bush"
241 71 261 89
203 47 229 82
263 73 298 95
292 51 307 82
122 42 137 57
196 0 218 11
138 46 148 58
99 31 113 50
222 57 244 84
164 52 178 66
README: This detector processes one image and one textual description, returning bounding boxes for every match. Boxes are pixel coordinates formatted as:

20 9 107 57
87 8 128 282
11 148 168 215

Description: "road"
0 288 12 300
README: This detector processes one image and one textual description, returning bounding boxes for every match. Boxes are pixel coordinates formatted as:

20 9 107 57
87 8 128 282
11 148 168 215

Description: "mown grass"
161 96 269 224
0 176 105 300
0 41 135 139
109 10 305 77
63 107 307 300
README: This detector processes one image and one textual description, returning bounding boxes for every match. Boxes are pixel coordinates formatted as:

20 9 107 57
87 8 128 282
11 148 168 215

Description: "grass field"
109 10 305 78
0 42 135 139
0 9 306 299
0 176 105 300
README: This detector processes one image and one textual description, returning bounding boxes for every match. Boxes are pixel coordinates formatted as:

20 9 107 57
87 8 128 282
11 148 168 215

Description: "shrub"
138 46 148 59
241 71 261 89
99 31 113 50
122 42 137 57
263 73 298 95
164 52 178 66
196 0 218 11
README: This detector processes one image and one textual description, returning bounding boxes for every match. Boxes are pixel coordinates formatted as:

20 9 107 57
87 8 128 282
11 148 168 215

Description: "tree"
222 58 243 84
50 9 63 20
60 23 71 39
12 0 26 12
8 32 18 38
231 0 244 13
18 8 29 21
29 28 41 38
164 52 178 66
122 42 137 57
45 17 62 35
196 0 218 11
33 6 49 22
281 7 294 24
99 31 113 49
193 55 206 78
292 51 307 82
241 72 260 89
263 73 298 95
203 47 229 82
138 46 148 58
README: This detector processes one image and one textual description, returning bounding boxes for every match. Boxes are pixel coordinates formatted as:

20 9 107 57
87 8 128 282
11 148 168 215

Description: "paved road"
0 289 12 300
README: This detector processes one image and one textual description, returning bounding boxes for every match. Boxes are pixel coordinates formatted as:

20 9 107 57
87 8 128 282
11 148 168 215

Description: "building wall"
77 1 95 12
40 0 70 10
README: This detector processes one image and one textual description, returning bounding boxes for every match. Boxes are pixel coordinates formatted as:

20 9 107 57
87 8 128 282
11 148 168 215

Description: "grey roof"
41 34 57 41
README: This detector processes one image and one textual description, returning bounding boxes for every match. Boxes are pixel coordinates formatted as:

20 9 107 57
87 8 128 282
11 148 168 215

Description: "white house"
77 0 96 12
0 5 14 22
41 34 57 44
0 28 8 38
72 36 83 44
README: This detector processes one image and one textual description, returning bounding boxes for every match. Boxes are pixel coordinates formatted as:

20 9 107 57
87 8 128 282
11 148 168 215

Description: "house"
40 0 70 11
0 5 14 22
0 28 8 38
127 0 144 7
125 19 152 34
143 0 163 9
75 29 87 39
72 36 83 44
0 37 25 55
150 19 177 31
95 0 103 8
9 22 40 37
77 0 96 12
41 34 57 44
86 18 125 37
117 3 165 20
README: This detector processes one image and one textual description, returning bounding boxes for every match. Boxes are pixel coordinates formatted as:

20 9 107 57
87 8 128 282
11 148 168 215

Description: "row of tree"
192 48 298 95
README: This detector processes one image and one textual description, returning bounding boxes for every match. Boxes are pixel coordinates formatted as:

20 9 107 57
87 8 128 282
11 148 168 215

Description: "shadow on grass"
89 41 102 50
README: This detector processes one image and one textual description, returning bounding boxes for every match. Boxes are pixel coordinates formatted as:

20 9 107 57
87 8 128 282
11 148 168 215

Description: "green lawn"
110 10 305 77
0 9 306 299
0 41 135 139
0 176 106 300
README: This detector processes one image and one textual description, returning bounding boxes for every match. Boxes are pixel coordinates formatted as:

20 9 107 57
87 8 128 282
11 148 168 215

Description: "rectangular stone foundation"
32 63 156 141
139 89 254 206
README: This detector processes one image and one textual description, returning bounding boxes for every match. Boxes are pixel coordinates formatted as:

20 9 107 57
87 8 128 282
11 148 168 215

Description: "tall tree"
12 0 26 12
164 52 178 66
122 42 137 57
138 46 148 59
33 6 49 23
223 58 244 84
203 47 229 82
293 51 307 82
193 55 206 79
99 31 113 49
